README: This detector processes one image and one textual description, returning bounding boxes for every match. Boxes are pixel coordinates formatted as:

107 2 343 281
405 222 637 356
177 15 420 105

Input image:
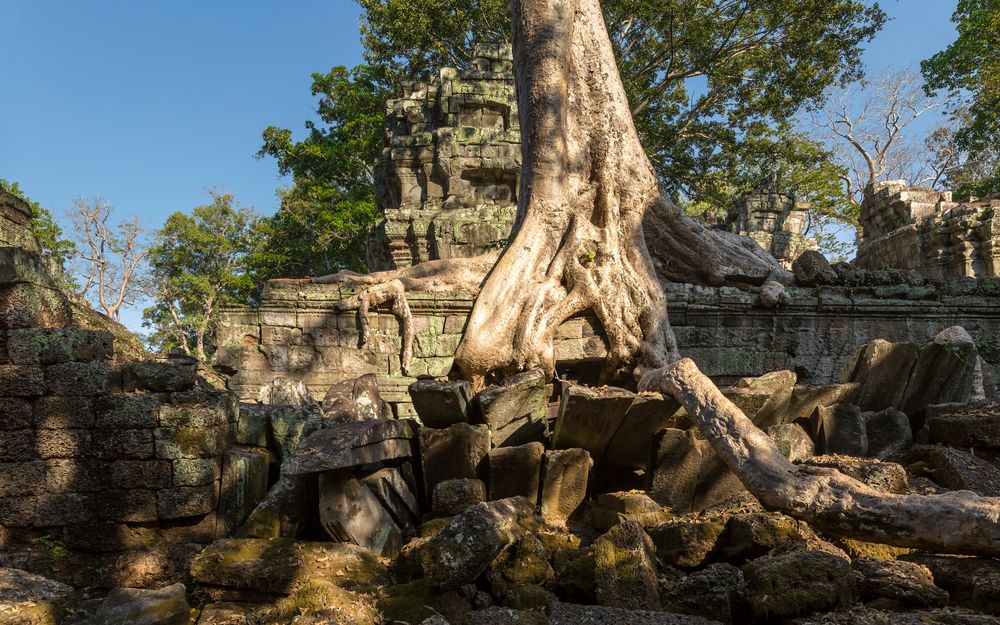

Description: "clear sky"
0 0 960 331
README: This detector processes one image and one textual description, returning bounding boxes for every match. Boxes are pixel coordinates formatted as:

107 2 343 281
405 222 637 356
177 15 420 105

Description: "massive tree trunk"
642 359 1000 558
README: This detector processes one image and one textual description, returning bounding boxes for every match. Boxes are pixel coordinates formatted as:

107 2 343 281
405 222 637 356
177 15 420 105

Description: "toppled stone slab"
419 423 490 505
547 602 721 624
217 446 272 536
319 471 403 557
864 408 912 459
842 339 918 412
647 429 704 512
486 533 554 597
552 384 634 463
284 418 416 475
767 423 815 461
190 538 390 594
0 567 73 625
812 403 867 456
924 403 1000 451
540 448 592 524
263 579 380 625
902 445 1000 496
793 250 838 286
322 373 392 421
785 383 861 422
900 327 984 422
90 583 190 625
362 465 421 529
900 554 1000 614
603 393 683 468
257 377 314 406
591 491 665 531
853 557 948 609
661 563 748 625
432 478 487 517
475 370 547 448
593 520 660 610
237 474 309 539
742 549 854 620
420 496 537 590
409 379 474 428
488 442 544 502
730 370 796 429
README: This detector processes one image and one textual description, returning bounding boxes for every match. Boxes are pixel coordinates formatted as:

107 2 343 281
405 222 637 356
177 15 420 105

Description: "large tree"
303 0 1000 557
922 0 1000 198
260 0 884 273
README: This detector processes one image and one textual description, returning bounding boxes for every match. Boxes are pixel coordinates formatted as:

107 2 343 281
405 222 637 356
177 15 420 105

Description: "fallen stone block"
409 378 474 428
901 445 1000 496
647 429 704 512
602 392 683 468
741 549 854 620
900 327 984 423
419 422 490 505
322 373 392 421
263 578 381 625
661 563 748 625
257 377 314 406
729 370 796 429
419 496 537 590
647 517 727 569
812 403 867 456
552 384 633 463
853 557 948 609
540 448 592 524
217 446 272 536
785 383 860 422
89 583 190 625
237 473 309 538
284 418 417 475
432 478 486 517
476 370 547 447
798 455 908 493
362 465 421 529
793 250 838 286
766 423 815 462
864 407 912 458
190 538 390 594
841 339 919 412
924 404 1000 451
591 491 667 532
319 471 403 557
593 520 660 610
548 602 720 624
0 567 73 625
488 442 544 502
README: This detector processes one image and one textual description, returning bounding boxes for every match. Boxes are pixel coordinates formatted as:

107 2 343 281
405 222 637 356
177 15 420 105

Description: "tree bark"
641 358 1000 557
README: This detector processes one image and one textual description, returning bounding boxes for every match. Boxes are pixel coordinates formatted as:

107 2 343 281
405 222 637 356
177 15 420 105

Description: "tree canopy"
259 0 886 272
0 179 76 282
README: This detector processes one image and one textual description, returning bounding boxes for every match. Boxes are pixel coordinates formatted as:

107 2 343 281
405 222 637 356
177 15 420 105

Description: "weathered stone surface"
476 370 547 448
662 563 748 625
731 369 797 429
361 465 421 529
713 512 813 563
190 538 390 594
552 385 633 463
94 394 159 429
841 339 919 412
268 405 322 461
798 455 909 493
902 445 1000 496
812 403 867 456
864 407 912 458
0 365 46 397
742 549 854 620
257 377 314 406
924 403 1000 451
793 250 838 286
486 533 554 597
419 496 536 590
322 373 392 421
263 579 380 625
466 607 547 625
197 603 257 625
647 429 703 512
285 418 416 475
540 448 592 524
0 567 73 625
853 557 948 608
234 404 268 447
593 521 660 610
157 483 218 519
901 554 1000 614
6 328 113 365
792 608 1000 625
488 442 543 502
122 361 196 393
603 393 683 468
237 474 309 539
0 398 32 430
0 283 72 330
767 423 815 461
432 478 486 517
217 447 272 536
409 379 473 428
319 471 403 557
419 423 490 504
547 603 721 625
900 327 983 421
785 383 860 422
90 583 190 625
591 491 663 532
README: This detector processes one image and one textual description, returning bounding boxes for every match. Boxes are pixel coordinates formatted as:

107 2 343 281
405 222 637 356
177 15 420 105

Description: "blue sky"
0 0 959 331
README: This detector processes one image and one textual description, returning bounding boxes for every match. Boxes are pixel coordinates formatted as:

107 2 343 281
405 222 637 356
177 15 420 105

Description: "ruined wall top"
367 44 521 270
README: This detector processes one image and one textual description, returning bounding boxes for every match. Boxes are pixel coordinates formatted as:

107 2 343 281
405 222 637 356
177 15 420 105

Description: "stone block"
92 428 155 460
284 418 417 475
0 494 40 526
216 446 272 537
0 398 32 429
603 393 683 468
158 483 219 519
321 372 393 421
476 369 548 447
0 430 36 462
35 428 92 459
841 339 918 412
154 425 226 459
173 458 222 486
319 471 403 557
0 364 45 397
785 383 860 422
540 448 592 524
488 441 544 502
0 567 73 625
361 465 421 529
812 403 867 456
235 403 269 447
0 461 45 496
5 328 113 364
647 429 704 512
901 445 1000 496
89 583 190 625
766 423 815 461
122 361 197 392
0 283 72 329
33 396 95 429
419 422 491 505
44 362 110 396
900 328 981 421
93 393 159 428
109 460 173 489
863 407 912 459
409 378 474 428
44 458 110 492
432 478 486 517
593 521 660 610
93 488 160 522
552 385 633 463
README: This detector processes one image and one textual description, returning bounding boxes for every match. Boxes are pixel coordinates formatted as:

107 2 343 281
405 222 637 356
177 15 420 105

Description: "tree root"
640 358 1000 557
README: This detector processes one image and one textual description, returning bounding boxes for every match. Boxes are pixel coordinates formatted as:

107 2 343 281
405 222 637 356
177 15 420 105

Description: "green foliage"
261 0 884 272
0 179 78 289
922 0 1000 197
143 192 264 359
32 535 68 559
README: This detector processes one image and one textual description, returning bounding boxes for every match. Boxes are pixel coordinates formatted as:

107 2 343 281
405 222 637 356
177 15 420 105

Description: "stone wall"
856 180 1000 278
367 44 521 270
214 277 1000 414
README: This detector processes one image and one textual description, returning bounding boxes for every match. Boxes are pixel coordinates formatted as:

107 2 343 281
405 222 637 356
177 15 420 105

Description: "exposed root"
641 358 1000 557
336 279 414 374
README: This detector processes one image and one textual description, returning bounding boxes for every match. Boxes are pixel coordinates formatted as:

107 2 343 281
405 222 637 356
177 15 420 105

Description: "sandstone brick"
94 393 159 428
33 396 95 429
0 494 40 526
6 328 113 364
158 483 219 519
91 429 155 460
45 362 111 396
0 430 37 462
35 429 92 459
110 460 173 489
44 458 111 492
0 398 32 429
35 492 96 526
0 461 45 496
94 488 160 522
159 403 227 428
155 426 226 459
0 364 45 397
172 458 221 486
61 522 163 552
